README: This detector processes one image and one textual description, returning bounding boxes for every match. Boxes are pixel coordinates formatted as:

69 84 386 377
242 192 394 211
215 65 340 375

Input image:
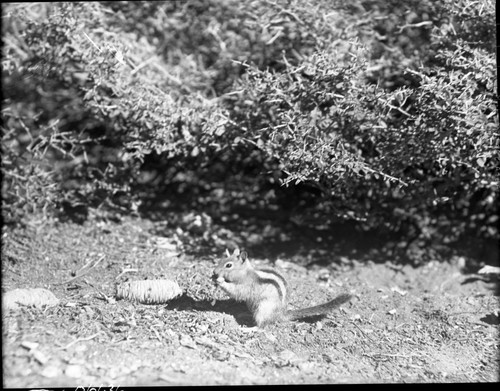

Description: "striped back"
254 267 287 304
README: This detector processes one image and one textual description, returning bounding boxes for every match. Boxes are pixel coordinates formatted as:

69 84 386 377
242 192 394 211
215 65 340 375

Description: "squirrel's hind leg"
253 299 284 327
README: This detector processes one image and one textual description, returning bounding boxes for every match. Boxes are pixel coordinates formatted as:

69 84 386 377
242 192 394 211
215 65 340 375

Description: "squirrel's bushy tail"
285 293 351 321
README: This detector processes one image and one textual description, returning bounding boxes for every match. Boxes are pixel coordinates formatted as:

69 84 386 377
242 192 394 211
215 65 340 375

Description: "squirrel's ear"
240 251 248 262
225 249 231 257
233 248 240 257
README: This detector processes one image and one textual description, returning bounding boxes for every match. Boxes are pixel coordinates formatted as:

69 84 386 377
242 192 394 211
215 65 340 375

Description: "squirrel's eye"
225 262 233 269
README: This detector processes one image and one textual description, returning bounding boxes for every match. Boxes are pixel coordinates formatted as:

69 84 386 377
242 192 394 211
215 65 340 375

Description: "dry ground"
2 216 499 386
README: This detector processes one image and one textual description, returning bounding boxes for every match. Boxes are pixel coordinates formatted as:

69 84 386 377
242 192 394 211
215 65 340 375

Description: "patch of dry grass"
2 217 499 385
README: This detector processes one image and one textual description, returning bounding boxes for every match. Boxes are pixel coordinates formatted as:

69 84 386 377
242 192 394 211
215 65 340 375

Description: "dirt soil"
2 217 499 386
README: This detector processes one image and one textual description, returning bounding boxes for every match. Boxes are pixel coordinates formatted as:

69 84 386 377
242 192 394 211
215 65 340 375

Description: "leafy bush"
1 1 497 262
221 0 498 250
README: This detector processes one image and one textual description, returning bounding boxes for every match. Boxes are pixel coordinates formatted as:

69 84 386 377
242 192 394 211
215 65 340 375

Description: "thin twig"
130 56 156 76
54 255 105 285
115 268 138 280
56 332 102 350
82 31 101 52
397 21 433 33
350 321 376 343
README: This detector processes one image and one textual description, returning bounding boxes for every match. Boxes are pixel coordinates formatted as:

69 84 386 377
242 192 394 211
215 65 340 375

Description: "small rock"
318 268 330 281
21 341 39 351
391 286 408 296
179 334 196 349
65 364 84 378
41 365 60 378
297 361 315 371
32 350 49 365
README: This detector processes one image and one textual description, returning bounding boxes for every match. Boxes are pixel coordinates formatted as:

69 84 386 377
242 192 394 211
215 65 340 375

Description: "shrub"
1 1 497 262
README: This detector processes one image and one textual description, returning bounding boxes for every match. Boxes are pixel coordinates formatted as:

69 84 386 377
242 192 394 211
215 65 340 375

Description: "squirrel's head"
212 248 250 283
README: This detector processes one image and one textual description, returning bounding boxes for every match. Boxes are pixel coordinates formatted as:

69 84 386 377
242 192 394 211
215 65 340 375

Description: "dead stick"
56 332 102 350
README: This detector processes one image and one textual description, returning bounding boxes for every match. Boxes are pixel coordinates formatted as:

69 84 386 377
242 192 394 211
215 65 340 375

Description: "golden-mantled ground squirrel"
212 249 351 327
